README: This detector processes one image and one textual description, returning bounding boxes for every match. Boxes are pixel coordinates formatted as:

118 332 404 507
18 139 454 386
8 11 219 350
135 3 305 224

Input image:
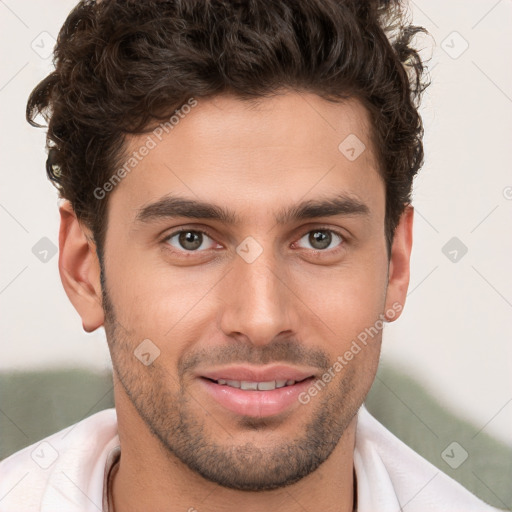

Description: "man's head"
26 0 428 493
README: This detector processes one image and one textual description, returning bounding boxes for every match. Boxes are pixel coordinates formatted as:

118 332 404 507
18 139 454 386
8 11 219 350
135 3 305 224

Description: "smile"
200 377 314 418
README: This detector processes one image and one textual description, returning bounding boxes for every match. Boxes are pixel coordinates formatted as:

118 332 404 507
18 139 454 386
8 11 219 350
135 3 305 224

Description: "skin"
59 91 413 512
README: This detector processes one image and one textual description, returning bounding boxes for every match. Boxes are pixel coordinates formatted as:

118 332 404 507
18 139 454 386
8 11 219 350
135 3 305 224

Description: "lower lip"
199 378 314 418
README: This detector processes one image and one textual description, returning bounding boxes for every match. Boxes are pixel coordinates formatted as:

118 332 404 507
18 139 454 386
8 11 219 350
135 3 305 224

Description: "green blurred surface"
0 364 510 509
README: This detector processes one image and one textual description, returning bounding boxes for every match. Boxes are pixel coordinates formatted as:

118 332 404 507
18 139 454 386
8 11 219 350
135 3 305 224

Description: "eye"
165 230 218 252
296 229 344 251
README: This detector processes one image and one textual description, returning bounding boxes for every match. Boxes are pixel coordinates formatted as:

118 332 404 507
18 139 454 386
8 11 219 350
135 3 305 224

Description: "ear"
58 201 104 332
384 205 414 321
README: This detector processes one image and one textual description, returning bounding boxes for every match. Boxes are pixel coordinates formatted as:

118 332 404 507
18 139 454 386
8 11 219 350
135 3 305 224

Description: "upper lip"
197 364 316 383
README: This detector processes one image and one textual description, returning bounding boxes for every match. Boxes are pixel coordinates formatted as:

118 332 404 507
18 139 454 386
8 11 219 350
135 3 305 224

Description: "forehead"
110 92 384 224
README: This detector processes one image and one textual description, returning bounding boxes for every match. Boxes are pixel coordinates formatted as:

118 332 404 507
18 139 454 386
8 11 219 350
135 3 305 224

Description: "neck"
111 388 357 512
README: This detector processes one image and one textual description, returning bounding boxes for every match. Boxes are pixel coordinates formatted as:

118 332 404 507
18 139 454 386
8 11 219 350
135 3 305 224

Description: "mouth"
196 365 317 418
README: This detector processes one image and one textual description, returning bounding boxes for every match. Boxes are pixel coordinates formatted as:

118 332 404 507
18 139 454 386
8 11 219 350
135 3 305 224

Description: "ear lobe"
58 201 105 332
384 205 414 322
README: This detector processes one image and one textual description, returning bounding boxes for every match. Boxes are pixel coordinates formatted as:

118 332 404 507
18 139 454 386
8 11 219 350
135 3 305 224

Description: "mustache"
178 339 331 377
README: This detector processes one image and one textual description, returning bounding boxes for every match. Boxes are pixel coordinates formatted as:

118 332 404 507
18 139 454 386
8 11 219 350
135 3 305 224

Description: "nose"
218 241 297 346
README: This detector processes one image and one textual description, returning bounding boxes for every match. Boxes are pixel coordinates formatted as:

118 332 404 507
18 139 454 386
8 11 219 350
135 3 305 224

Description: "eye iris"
309 230 331 250
179 231 202 250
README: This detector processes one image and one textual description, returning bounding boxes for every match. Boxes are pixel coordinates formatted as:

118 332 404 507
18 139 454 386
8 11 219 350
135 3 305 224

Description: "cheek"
290 256 388 341
105 250 224 354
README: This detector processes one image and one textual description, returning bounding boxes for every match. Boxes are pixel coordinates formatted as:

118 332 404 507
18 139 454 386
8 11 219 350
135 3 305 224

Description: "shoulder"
355 406 504 512
0 408 118 512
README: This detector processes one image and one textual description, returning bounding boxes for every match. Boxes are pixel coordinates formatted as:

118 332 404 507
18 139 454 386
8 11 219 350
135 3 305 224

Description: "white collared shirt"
0 406 502 511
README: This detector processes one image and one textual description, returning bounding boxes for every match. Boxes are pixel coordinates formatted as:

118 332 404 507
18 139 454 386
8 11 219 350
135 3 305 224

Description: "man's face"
101 92 391 490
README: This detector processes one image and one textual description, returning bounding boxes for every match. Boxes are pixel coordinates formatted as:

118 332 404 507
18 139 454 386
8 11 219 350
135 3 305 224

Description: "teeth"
215 379 297 390
257 381 276 391
240 381 258 390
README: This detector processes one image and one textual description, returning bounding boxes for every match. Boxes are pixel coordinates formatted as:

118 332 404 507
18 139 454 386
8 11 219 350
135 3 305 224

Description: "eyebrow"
134 193 370 225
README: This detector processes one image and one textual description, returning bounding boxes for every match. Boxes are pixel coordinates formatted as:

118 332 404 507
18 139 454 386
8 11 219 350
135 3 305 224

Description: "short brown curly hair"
27 0 430 259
